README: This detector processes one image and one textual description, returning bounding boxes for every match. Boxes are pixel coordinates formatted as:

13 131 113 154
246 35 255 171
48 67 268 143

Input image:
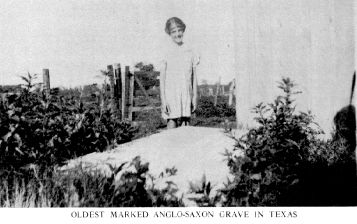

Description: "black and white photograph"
0 0 356 223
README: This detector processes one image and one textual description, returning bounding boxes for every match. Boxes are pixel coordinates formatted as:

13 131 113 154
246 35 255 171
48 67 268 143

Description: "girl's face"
169 23 184 45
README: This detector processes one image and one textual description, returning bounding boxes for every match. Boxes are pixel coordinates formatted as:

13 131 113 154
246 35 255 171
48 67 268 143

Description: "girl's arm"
192 53 200 113
192 65 198 113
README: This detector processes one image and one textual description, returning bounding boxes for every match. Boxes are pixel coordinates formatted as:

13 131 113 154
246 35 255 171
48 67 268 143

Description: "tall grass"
0 157 183 207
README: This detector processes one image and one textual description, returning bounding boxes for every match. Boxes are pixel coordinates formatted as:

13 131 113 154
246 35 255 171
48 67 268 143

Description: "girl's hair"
165 17 186 35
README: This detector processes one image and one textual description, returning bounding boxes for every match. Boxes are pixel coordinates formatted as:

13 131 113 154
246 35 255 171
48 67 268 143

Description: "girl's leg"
181 117 190 126
167 119 177 129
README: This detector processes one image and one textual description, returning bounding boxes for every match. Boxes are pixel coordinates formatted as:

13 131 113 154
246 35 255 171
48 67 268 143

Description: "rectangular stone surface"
234 0 355 135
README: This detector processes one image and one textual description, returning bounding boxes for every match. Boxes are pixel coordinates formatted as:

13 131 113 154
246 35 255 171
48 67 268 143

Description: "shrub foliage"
222 78 357 206
192 96 235 127
0 74 135 170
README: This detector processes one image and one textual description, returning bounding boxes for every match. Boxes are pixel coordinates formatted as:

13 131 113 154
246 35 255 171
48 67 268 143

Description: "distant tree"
135 62 154 72
133 62 159 90
0 84 22 93
82 84 100 96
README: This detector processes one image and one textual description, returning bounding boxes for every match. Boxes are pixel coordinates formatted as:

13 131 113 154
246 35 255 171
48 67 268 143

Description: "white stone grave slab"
234 0 355 135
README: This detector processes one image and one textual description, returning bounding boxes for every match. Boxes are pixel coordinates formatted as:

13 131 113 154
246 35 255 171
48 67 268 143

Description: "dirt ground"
65 126 240 205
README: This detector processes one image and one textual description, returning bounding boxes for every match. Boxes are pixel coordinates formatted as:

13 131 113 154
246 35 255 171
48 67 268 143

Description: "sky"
0 0 235 87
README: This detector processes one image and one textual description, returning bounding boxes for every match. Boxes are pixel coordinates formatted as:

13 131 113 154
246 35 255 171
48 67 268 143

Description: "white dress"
162 43 199 119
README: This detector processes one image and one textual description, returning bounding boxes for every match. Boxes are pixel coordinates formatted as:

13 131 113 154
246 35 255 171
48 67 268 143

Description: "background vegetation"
191 95 236 129
1 72 355 207
0 73 134 171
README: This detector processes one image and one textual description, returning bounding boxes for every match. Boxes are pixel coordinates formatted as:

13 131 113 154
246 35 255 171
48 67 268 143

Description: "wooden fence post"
228 79 236 106
107 65 116 113
42 69 50 97
114 63 121 117
121 67 126 120
128 69 134 121
214 76 221 106
122 66 130 119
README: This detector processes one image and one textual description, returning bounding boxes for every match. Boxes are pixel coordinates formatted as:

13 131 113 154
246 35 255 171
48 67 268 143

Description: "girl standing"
160 17 200 129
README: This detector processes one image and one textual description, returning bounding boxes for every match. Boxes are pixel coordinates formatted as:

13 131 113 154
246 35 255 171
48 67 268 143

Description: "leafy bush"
0 74 135 170
192 96 235 128
0 157 183 207
221 78 357 206
195 96 235 118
